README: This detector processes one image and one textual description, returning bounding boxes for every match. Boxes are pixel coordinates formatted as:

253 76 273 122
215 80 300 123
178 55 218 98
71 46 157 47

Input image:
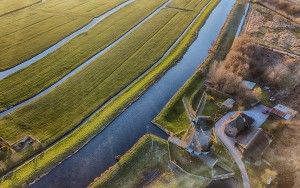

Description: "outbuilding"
221 98 235 110
11 136 35 152
242 80 256 90
271 104 297 120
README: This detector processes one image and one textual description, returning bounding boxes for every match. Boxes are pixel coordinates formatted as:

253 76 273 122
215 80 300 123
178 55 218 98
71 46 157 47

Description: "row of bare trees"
260 0 300 17
207 35 300 102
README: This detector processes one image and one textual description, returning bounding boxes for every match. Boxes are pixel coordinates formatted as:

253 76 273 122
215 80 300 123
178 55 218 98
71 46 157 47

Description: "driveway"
243 104 269 128
214 104 269 188
215 112 251 188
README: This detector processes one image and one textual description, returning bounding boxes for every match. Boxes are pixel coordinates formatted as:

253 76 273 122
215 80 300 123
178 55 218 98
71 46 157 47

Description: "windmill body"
183 91 213 152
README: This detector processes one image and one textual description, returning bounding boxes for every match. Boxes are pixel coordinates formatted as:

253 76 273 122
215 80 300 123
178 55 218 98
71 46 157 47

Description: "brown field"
245 4 300 54
255 0 300 23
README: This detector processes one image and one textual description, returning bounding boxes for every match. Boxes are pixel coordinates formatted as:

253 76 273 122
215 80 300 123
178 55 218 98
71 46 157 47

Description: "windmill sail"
182 96 195 121
195 91 207 116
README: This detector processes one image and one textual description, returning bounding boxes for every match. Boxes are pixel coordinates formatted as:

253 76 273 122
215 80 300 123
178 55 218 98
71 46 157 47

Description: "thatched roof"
225 112 254 138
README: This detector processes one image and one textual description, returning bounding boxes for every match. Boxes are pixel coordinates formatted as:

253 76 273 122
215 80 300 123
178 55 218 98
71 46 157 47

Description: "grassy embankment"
89 134 210 188
0 0 40 17
0 0 126 70
88 134 169 188
0 0 220 186
155 72 207 137
0 0 167 112
154 0 249 138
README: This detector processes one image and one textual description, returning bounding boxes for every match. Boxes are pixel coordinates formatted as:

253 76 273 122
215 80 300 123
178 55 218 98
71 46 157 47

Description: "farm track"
253 1 300 25
0 0 171 117
215 115 251 188
0 0 134 79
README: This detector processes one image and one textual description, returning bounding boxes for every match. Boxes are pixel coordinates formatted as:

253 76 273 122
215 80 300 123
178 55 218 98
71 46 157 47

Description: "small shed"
12 136 35 152
242 80 256 90
271 104 298 120
221 98 235 109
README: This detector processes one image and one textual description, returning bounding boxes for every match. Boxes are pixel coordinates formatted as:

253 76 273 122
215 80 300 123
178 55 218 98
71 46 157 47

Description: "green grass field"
0 0 214 144
0 0 167 112
0 0 40 16
0 1 219 185
89 134 210 188
0 0 126 70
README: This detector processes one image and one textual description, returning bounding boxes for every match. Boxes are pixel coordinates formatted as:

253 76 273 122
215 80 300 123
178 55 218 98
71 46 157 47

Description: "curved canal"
32 0 236 187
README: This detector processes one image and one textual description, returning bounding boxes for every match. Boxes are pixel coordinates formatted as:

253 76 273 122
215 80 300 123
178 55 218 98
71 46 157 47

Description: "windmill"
182 91 212 152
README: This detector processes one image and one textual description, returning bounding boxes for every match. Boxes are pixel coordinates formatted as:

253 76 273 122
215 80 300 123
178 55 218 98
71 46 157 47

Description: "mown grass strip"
0 0 126 70
0 0 167 112
154 0 249 137
0 0 211 144
0 0 219 187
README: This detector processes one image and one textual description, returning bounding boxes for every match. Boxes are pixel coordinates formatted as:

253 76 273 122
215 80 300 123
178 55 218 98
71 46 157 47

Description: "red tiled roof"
271 108 286 118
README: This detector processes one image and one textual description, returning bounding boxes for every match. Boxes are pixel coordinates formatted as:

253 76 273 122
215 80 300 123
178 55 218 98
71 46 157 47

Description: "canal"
32 0 236 187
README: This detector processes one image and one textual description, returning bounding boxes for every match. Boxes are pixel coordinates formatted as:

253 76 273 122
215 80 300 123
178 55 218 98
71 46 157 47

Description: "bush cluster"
207 35 300 102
